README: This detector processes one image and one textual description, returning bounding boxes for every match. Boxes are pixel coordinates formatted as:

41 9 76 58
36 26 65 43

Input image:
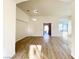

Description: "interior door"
43 23 51 36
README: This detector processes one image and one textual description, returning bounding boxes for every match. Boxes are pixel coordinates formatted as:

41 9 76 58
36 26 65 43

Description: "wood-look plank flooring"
12 36 74 59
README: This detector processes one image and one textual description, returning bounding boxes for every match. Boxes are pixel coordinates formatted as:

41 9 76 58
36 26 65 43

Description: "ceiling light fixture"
32 18 37 21
33 9 38 13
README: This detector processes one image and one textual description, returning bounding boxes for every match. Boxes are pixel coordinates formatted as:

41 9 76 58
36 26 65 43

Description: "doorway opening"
43 23 51 36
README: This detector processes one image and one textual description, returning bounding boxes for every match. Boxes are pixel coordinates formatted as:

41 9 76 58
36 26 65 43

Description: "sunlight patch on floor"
29 45 42 59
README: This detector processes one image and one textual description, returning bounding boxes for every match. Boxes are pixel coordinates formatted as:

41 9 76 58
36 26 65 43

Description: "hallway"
12 37 73 59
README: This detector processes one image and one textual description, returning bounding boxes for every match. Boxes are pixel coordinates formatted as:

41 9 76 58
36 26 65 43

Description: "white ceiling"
17 0 74 16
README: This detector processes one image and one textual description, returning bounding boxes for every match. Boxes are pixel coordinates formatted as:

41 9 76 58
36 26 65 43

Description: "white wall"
68 1 75 57
3 0 16 58
0 0 3 59
71 15 75 57
16 20 28 41
27 16 62 37
71 7 75 58
16 7 29 41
